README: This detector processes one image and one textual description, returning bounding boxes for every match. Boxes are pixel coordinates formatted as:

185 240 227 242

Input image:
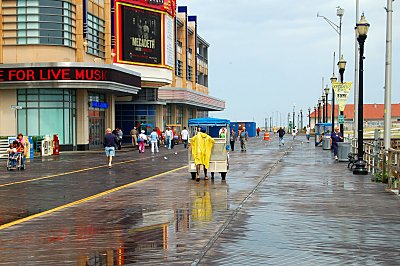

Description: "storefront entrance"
89 93 106 149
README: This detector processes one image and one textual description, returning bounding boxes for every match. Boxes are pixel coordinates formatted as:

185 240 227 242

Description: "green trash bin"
337 142 351 162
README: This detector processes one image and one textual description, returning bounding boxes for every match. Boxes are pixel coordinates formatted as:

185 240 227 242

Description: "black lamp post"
308 107 311 127
314 106 317 128
292 105 295 131
300 109 303 130
324 85 330 123
338 55 347 135
353 14 370 175
330 74 337 133
318 98 322 123
321 95 326 123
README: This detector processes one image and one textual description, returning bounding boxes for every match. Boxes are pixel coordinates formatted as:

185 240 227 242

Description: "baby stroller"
7 152 25 171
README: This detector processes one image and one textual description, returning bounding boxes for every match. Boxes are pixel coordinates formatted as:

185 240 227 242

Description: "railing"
351 137 400 190
387 149 400 192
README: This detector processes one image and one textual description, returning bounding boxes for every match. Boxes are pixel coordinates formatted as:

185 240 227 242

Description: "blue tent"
188 118 230 138
188 117 230 126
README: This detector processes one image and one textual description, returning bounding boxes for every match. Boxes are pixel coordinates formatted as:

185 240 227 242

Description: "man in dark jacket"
277 127 285 146
104 128 118 168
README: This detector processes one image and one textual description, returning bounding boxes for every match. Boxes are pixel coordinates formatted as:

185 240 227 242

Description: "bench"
348 153 357 169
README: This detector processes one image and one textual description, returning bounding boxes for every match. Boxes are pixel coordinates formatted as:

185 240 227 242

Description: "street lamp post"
293 104 296 132
300 109 303 130
338 55 347 135
270 116 272 132
330 74 338 133
308 107 311 127
314 106 317 129
353 14 370 175
324 85 330 123
321 95 326 123
318 99 322 123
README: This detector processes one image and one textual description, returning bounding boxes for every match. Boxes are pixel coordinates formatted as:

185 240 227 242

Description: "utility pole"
384 0 393 152
354 0 359 139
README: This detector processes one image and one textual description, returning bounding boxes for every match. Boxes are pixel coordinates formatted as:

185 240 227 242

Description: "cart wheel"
191 172 196 180
221 172 227 180
211 172 215 179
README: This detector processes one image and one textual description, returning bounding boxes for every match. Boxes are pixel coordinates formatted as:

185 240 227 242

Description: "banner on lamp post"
332 82 353 112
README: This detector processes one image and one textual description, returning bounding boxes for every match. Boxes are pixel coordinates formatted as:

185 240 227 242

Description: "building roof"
310 103 400 119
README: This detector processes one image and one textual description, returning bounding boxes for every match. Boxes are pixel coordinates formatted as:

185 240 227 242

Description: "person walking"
256 127 261 137
230 129 236 151
306 125 311 143
292 126 297 140
181 126 189 148
239 127 248 152
130 126 138 149
116 128 123 150
277 127 285 146
165 127 173 149
138 130 147 153
104 128 118 168
330 126 343 160
150 128 159 153
189 128 215 181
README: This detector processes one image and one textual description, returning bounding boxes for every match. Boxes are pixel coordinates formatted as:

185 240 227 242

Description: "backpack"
240 131 246 138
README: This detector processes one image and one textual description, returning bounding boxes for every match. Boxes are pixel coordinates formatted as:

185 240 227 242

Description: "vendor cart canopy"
188 117 230 127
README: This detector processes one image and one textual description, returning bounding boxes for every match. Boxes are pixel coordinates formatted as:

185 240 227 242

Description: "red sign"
0 66 141 88
0 68 107 82
118 0 176 16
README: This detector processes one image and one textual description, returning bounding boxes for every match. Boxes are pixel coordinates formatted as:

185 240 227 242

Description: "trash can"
323 136 331 150
337 142 351 162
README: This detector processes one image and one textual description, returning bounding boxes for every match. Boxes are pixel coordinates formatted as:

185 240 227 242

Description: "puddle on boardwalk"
0 139 286 265
0 178 233 265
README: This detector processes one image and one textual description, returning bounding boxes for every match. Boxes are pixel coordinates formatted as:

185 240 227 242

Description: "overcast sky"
177 0 400 127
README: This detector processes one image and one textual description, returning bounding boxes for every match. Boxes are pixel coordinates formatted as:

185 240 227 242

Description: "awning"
158 87 225 111
188 117 230 126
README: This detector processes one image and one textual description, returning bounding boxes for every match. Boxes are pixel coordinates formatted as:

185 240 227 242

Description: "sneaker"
335 156 338 160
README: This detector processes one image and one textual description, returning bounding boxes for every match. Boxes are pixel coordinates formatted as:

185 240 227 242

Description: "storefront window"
17 89 76 145
115 104 156 135
16 0 76 46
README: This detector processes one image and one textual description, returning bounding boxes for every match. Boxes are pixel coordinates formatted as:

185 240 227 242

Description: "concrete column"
188 28 196 90
0 90 17 136
75 0 86 62
105 94 115 130
156 105 164 130
182 106 189 128
181 19 188 89
0 2 3 64
170 104 177 126
104 0 112 64
76 89 89 149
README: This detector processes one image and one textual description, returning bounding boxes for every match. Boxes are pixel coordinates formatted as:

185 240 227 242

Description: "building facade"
309 103 400 131
0 0 224 150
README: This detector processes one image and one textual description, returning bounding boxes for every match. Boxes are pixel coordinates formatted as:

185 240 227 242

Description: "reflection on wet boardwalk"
201 139 400 265
0 137 399 265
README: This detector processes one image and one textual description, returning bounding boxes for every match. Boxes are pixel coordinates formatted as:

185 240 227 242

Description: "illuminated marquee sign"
116 1 175 68
121 5 162 65
0 67 141 88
